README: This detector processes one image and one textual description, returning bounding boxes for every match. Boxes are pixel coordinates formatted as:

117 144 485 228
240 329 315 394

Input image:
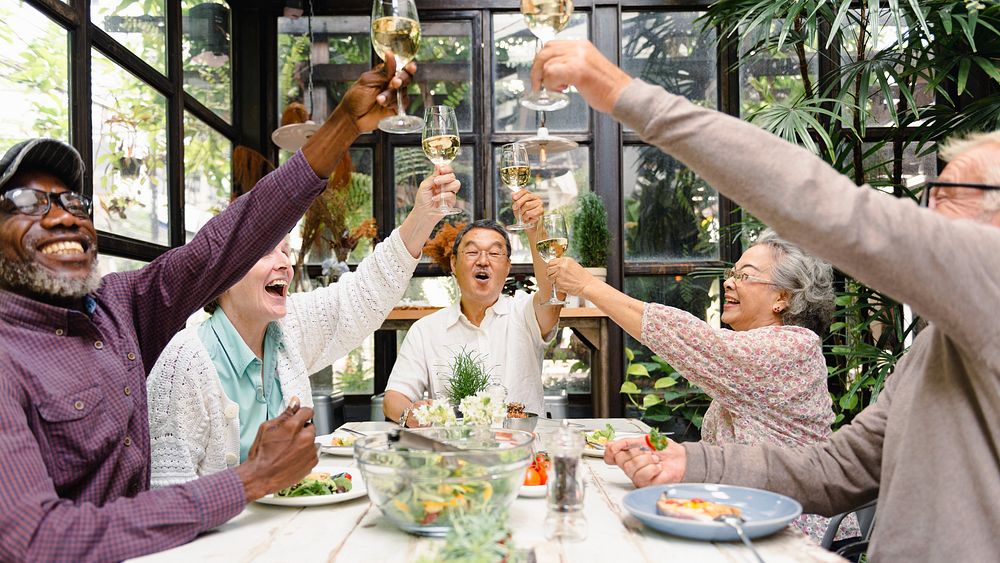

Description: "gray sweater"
613 79 1000 562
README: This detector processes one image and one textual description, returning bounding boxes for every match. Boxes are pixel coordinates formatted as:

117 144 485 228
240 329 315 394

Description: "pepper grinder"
544 420 587 541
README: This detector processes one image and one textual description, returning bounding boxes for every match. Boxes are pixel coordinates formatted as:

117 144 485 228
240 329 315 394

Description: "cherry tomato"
524 467 543 486
344 473 352 480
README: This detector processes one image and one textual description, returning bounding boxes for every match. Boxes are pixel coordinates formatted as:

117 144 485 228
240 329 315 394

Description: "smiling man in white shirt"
384 191 561 425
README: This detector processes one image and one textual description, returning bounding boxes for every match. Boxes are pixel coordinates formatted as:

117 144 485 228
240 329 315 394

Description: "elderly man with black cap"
0 57 439 562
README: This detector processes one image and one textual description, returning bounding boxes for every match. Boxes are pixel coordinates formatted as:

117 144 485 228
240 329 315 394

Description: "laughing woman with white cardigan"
146 167 460 487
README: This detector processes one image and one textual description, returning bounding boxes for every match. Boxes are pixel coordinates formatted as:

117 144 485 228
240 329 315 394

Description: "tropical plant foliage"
701 0 1000 426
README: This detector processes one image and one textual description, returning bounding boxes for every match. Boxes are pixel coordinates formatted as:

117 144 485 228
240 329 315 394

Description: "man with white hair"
531 39 1000 562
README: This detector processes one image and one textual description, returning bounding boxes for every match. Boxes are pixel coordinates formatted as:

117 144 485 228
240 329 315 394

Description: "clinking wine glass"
537 213 568 306
372 0 423 134
422 105 463 216
499 143 533 231
520 0 573 112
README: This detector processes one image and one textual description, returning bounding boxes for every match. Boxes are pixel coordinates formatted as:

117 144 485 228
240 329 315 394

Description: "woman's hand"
513 190 545 232
413 165 461 218
546 257 595 296
604 436 687 488
531 40 631 114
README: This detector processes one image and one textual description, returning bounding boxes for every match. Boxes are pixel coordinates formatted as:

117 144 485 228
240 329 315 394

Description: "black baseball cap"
0 138 85 194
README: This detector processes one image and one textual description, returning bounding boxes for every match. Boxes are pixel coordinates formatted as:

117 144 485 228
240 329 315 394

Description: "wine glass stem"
551 282 558 302
396 89 406 118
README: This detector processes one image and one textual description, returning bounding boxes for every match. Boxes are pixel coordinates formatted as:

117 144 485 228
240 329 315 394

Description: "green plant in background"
336 346 374 394
621 347 711 434
441 347 495 406
502 274 536 297
570 192 610 268
699 0 999 427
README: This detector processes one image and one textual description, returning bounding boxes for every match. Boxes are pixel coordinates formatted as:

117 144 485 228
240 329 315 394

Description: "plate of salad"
256 468 368 506
583 426 671 457
316 432 359 456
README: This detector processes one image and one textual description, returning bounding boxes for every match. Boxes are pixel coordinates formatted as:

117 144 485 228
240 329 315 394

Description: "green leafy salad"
275 471 353 497
585 424 616 448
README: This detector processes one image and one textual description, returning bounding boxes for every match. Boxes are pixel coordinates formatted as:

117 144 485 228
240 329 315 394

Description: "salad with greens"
275 471 353 497
585 424 617 448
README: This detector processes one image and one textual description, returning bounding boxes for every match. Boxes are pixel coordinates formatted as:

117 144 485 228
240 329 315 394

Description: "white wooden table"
133 419 844 563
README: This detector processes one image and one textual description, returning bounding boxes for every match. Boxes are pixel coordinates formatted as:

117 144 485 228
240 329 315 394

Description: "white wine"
372 16 421 65
500 165 530 191
422 134 460 165
536 237 568 262
522 0 573 42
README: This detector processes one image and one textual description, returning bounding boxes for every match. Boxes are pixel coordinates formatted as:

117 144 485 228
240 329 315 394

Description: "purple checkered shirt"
0 152 326 562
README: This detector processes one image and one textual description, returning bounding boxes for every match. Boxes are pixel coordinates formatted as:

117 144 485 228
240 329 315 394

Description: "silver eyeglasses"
724 268 779 286
462 248 508 262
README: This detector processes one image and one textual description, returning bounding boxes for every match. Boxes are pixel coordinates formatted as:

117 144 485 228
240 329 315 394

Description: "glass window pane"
291 147 374 267
394 146 473 254
408 20 474 131
91 52 168 245
183 112 232 242
494 145 590 264
862 141 936 198
493 12 589 133
543 327 591 395
621 12 716 133
97 254 148 276
182 0 231 122
333 336 375 395
277 16 370 129
624 275 718 435
0 3 70 145
401 276 458 307
623 145 719 262
739 24 817 117
92 0 166 74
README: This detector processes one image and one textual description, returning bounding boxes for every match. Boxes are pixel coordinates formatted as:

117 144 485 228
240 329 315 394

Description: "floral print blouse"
641 303 858 543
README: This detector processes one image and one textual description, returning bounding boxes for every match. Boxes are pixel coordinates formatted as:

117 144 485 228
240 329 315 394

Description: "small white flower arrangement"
412 390 506 428
412 399 458 427
459 392 506 427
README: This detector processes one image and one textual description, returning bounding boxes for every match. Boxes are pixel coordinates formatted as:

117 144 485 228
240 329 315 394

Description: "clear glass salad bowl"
355 427 534 537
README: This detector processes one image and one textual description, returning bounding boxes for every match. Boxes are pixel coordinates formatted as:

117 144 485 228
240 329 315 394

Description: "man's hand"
531 40 632 114
406 399 434 428
546 257 596 297
513 190 544 232
604 436 687 488
235 397 318 501
340 51 417 134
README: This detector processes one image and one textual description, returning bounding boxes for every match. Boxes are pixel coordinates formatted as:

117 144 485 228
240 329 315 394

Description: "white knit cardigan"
146 229 418 487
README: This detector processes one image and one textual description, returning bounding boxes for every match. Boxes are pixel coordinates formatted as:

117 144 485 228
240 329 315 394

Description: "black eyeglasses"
918 181 1000 207
0 187 93 218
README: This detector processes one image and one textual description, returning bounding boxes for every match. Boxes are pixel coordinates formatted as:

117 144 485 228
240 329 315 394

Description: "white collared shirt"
387 292 556 414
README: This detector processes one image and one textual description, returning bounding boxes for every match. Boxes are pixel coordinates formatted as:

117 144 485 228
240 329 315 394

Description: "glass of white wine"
499 143 532 232
520 0 574 112
537 213 569 305
422 105 463 216
371 0 423 134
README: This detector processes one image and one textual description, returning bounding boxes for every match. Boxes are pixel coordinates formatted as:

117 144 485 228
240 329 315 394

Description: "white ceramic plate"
582 432 645 457
256 468 367 507
518 484 547 498
316 432 359 456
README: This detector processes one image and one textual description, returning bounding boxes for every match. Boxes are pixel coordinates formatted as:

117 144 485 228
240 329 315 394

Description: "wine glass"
499 143 533 231
422 105 463 216
520 0 574 112
371 0 423 134
536 213 568 306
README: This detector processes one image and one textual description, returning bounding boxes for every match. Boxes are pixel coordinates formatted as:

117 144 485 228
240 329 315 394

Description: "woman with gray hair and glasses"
547 228 853 542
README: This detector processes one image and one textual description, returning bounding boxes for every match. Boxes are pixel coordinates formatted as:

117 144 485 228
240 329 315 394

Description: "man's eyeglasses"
0 187 93 218
461 249 508 262
918 181 1000 207
724 267 778 286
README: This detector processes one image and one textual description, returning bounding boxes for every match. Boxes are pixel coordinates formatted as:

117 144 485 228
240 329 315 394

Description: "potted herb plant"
441 347 494 408
570 192 610 305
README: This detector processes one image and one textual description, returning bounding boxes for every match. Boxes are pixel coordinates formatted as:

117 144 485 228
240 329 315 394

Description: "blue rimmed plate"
622 483 802 541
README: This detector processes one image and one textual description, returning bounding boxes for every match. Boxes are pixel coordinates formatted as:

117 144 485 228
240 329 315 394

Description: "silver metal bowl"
502 412 539 432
